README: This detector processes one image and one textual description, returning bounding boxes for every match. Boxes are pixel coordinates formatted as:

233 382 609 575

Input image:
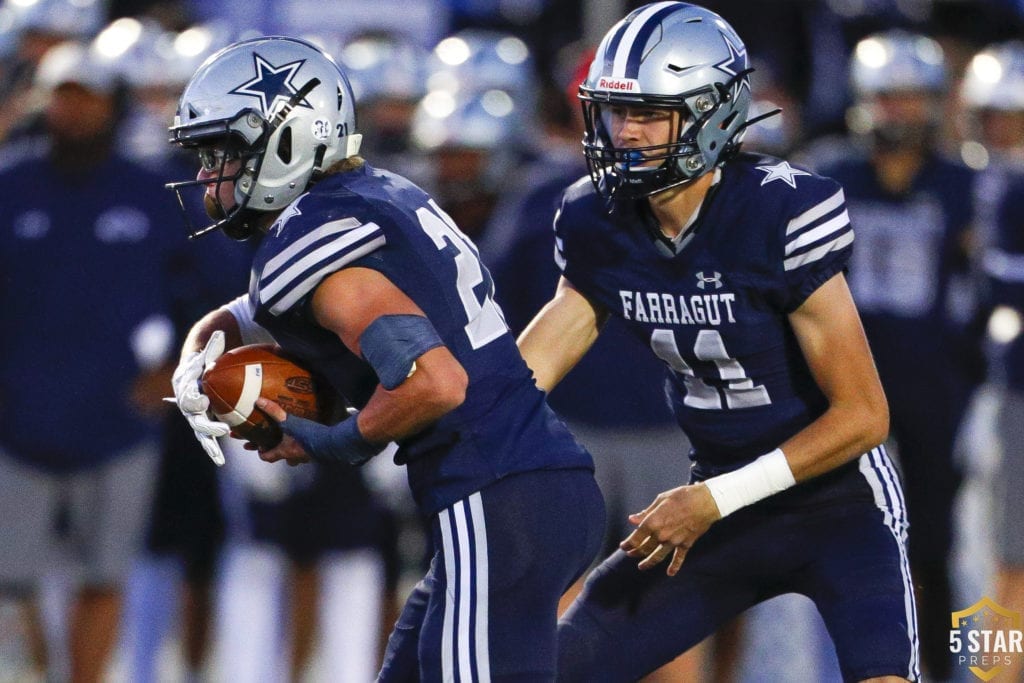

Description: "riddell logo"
597 77 639 92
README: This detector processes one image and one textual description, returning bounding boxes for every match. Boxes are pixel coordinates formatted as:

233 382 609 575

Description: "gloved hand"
170 330 230 465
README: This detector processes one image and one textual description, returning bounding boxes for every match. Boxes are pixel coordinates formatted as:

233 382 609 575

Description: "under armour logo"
696 271 723 289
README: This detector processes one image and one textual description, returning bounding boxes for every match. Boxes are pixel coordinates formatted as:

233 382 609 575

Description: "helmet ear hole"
276 126 293 165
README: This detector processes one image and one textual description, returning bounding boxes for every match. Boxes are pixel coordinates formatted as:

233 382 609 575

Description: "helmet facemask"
167 109 269 240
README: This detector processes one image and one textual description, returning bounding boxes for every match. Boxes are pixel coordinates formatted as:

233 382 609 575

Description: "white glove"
171 330 230 465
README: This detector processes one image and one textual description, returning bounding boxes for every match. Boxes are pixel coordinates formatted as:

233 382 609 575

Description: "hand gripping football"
200 344 334 450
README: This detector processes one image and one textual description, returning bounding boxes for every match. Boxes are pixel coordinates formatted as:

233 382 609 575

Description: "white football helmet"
850 29 946 98
580 2 754 201
961 41 1024 112
847 30 946 151
167 36 362 239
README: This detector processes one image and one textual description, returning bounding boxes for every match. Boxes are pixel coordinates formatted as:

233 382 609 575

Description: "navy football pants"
378 468 605 682
558 449 920 683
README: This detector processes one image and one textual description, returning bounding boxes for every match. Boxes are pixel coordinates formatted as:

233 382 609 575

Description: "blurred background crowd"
0 0 1023 681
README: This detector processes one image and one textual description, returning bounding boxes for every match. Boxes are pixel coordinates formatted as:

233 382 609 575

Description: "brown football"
200 344 333 450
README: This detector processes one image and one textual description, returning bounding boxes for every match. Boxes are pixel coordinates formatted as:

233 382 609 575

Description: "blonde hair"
322 155 366 176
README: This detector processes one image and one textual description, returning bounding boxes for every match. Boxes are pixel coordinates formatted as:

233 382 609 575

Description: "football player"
165 36 604 681
516 3 918 682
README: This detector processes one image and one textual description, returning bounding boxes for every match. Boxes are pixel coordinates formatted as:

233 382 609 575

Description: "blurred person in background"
0 0 106 145
410 29 541 242
98 18 246 682
959 40 1024 254
341 30 431 184
965 39 1024 683
0 38 184 682
979 176 1024 683
816 29 980 681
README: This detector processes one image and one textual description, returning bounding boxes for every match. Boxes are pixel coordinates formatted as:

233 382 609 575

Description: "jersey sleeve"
552 178 599 297
256 215 386 317
777 178 854 312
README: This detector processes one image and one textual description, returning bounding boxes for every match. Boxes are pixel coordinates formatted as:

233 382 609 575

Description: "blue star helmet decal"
230 53 314 116
714 32 750 101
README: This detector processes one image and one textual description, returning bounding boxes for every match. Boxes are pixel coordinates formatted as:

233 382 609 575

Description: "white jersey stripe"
785 210 851 256
262 216 362 279
612 2 676 77
265 234 386 315
468 492 491 682
983 248 1024 282
786 189 846 235
439 507 457 683
783 230 853 271
260 222 382 301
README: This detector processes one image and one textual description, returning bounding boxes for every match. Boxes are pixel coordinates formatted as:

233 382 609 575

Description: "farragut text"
620 290 737 325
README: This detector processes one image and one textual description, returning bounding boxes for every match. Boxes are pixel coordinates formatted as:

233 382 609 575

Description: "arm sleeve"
222 295 276 345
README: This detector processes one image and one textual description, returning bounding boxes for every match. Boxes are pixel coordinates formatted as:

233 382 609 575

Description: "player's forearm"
779 390 889 482
356 346 468 444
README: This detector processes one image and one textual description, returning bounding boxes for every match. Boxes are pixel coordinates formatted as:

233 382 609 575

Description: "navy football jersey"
555 153 852 469
249 163 592 514
822 153 976 386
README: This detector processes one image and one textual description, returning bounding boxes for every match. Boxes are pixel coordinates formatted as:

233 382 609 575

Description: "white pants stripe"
858 446 921 682
438 492 491 683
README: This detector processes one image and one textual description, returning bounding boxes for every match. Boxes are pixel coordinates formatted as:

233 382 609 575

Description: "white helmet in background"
961 41 1024 112
847 29 947 150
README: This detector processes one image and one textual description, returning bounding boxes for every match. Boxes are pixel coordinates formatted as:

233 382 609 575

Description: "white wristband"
703 448 796 518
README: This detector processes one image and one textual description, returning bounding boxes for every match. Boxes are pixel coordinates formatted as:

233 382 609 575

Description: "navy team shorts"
558 447 920 683
378 467 605 682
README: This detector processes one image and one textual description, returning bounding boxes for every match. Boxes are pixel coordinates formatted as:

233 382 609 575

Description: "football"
201 344 335 450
